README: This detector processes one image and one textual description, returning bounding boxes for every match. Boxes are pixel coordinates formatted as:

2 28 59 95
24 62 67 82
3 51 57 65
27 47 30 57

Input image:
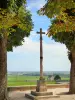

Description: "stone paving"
9 88 75 100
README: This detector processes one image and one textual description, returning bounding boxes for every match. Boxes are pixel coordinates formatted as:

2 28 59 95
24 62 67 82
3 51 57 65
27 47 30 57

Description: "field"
7 74 69 86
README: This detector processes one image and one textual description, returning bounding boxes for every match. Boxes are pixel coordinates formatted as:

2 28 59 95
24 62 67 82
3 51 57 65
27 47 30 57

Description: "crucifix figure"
37 28 45 80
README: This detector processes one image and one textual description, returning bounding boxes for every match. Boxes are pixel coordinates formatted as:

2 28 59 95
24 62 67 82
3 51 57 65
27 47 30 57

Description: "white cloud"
13 37 68 56
8 37 70 71
13 38 38 53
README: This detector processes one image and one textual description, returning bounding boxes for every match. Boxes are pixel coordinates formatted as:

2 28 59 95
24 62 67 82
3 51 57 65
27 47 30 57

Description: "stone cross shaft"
37 28 45 79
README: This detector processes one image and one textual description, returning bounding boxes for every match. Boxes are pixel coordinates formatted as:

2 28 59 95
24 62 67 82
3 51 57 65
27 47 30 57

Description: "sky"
7 0 70 72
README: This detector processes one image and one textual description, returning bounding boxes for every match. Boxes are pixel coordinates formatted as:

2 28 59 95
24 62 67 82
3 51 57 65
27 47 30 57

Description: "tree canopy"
54 75 61 81
38 0 75 94
38 0 75 51
0 0 33 51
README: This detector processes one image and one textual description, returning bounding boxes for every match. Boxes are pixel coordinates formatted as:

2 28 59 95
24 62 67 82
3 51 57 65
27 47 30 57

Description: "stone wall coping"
7 84 69 91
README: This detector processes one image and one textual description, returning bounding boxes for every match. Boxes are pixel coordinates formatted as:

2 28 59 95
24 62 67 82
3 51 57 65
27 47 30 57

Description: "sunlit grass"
7 75 48 86
7 75 69 86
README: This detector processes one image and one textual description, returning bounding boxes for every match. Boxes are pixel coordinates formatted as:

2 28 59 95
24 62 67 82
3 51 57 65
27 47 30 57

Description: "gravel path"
9 88 75 100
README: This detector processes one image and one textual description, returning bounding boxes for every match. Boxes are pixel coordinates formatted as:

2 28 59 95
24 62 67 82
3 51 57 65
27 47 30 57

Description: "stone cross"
37 28 45 80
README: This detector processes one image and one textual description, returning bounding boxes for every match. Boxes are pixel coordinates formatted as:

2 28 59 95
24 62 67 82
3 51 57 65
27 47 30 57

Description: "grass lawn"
7 75 69 86
8 81 56 86
7 75 55 86
8 75 39 81
61 77 70 81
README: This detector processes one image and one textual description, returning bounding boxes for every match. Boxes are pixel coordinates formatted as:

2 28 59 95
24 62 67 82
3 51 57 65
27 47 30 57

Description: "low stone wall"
47 84 69 89
7 84 69 91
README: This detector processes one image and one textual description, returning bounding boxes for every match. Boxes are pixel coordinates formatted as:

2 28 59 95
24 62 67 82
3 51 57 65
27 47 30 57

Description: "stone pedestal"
36 79 47 92
25 91 59 100
25 79 60 100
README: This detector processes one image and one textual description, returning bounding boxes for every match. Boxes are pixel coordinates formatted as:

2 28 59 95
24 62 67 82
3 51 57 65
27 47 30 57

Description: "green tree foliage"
0 1 33 99
0 0 33 51
54 75 61 81
38 0 75 32
38 0 75 94
38 0 75 51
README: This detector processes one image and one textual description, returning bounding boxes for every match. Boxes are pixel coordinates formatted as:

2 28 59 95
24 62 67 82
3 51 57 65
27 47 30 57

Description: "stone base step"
31 91 53 96
25 93 60 100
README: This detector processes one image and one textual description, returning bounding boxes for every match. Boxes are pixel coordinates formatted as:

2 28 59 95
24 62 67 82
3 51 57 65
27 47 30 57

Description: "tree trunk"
69 51 75 94
0 34 8 100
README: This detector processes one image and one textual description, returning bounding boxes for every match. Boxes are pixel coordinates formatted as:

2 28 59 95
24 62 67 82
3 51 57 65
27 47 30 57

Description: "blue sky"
7 0 70 72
